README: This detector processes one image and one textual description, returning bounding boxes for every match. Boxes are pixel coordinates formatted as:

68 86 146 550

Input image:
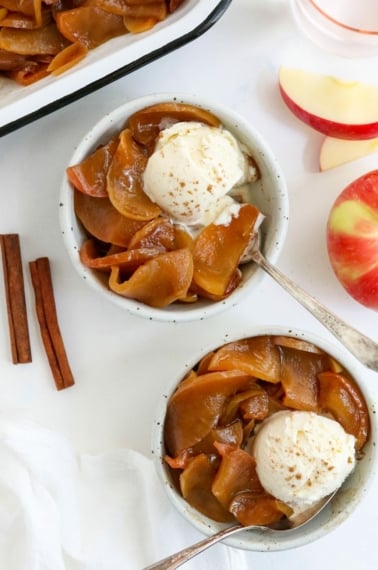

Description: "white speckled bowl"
151 326 377 551
60 93 288 322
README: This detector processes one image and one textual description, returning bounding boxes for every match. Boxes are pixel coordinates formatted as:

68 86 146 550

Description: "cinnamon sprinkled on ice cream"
253 410 356 513
143 121 257 227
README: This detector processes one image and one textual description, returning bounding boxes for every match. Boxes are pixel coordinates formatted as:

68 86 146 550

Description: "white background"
0 1 377 568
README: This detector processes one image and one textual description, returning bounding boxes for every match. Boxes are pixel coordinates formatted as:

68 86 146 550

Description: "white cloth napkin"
0 415 249 570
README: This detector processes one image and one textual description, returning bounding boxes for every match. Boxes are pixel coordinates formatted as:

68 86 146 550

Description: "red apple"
327 170 378 310
320 136 378 171
279 67 378 140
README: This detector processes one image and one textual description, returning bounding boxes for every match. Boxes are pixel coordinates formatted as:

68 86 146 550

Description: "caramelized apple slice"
123 16 157 33
128 102 221 148
180 454 234 523
273 335 324 354
108 248 193 308
211 422 244 449
74 191 146 247
229 493 291 527
165 421 244 470
196 351 216 375
164 370 253 456
67 136 118 197
0 10 49 30
208 335 281 383
48 42 88 76
212 442 290 526
279 347 331 412
0 23 69 55
107 128 161 220
174 227 194 250
55 7 125 48
212 443 263 509
239 391 270 421
0 0 38 18
221 385 269 424
128 217 175 251
9 61 50 85
79 239 162 271
192 204 260 297
190 269 242 301
318 371 370 450
179 369 198 389
190 421 244 456
0 49 29 71
104 1 167 20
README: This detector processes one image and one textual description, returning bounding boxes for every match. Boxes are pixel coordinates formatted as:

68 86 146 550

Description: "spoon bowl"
143 492 337 569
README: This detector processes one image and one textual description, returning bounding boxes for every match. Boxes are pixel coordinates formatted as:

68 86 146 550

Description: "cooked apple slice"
164 370 252 456
320 136 378 171
164 421 244 470
123 16 157 34
279 67 378 140
127 218 175 251
196 351 216 375
272 335 324 354
79 239 161 271
221 385 269 424
107 128 161 220
190 421 244 456
318 371 370 450
192 204 260 297
229 493 291 527
128 102 221 148
208 335 281 383
279 347 331 412
55 7 125 48
74 191 146 247
67 136 118 197
108 248 193 308
179 454 234 522
212 443 263 509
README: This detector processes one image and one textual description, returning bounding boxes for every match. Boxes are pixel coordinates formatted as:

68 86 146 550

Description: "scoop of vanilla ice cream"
143 121 254 226
253 411 356 513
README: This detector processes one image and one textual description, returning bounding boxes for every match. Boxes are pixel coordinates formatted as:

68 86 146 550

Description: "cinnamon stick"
0 234 32 364
29 257 75 390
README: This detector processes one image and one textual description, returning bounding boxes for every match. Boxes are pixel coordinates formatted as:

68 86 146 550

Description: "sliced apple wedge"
279 67 378 140
320 136 378 171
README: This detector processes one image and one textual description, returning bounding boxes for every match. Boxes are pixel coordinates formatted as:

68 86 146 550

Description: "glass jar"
291 0 378 57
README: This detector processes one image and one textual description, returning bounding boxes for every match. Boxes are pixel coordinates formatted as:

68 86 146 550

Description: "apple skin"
319 137 378 171
327 170 378 310
279 67 378 140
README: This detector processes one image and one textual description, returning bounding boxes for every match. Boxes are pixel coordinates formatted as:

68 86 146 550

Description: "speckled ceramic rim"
59 92 289 323
151 325 377 552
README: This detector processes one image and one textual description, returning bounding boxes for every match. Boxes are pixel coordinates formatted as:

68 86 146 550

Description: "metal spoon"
243 230 378 372
143 491 336 569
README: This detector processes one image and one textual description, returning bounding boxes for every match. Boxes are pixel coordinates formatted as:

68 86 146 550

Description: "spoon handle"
251 249 378 372
142 524 245 570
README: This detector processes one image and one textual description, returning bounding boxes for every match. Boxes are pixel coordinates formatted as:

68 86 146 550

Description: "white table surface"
1 1 378 568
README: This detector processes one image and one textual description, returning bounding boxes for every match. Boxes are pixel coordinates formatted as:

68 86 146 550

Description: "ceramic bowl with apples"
152 325 377 552
60 92 289 322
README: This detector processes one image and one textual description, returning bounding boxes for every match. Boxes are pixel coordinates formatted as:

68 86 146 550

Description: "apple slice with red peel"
279 67 378 140
320 136 378 171
326 170 378 310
